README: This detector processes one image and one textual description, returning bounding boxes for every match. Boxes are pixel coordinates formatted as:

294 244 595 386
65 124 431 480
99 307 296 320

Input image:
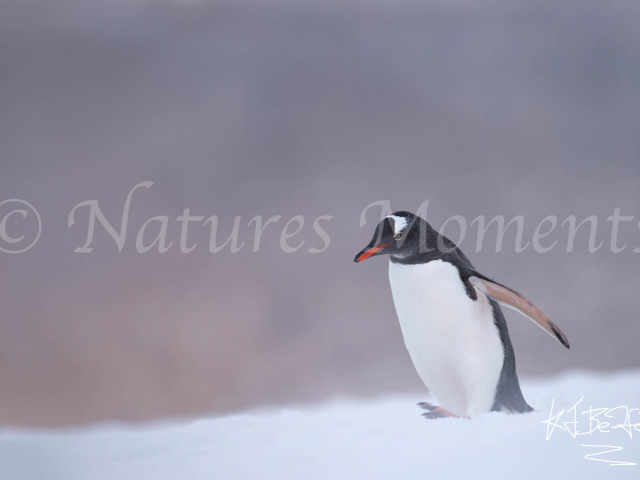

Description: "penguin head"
354 211 433 263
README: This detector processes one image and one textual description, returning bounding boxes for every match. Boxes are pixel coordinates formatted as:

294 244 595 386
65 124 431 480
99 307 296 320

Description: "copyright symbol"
0 199 42 254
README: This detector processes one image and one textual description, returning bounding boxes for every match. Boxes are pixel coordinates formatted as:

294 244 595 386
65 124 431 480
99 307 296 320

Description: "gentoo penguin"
354 211 569 419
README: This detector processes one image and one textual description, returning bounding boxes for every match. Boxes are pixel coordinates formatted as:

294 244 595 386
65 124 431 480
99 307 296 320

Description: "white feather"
388 259 504 417
385 215 408 235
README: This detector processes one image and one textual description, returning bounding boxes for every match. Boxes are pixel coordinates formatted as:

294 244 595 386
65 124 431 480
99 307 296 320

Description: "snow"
2 370 640 480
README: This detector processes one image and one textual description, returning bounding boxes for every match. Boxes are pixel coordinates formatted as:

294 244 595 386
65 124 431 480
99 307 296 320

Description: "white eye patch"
385 215 409 235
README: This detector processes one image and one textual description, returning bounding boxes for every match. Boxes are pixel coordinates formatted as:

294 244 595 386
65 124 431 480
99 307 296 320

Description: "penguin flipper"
469 274 570 349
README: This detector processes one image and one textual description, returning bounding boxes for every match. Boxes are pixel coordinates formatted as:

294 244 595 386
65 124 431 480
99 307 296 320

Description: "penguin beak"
354 244 388 263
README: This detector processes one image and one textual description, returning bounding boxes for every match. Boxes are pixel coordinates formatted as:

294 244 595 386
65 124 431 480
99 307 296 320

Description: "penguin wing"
469 273 570 349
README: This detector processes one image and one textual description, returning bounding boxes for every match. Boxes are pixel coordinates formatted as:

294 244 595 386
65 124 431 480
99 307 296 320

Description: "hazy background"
0 0 639 427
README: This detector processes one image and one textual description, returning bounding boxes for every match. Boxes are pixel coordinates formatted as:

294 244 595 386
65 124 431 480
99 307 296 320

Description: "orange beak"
354 244 388 263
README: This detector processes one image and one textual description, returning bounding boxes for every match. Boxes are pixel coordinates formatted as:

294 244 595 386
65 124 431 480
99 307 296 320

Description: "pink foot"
418 402 468 420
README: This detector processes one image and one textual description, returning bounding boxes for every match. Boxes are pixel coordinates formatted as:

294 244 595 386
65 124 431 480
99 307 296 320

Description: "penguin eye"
394 233 402 240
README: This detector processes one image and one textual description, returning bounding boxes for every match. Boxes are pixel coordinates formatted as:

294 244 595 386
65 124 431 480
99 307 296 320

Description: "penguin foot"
418 402 464 420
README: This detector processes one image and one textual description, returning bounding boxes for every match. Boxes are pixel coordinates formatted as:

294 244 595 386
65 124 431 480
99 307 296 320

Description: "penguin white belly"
389 259 504 417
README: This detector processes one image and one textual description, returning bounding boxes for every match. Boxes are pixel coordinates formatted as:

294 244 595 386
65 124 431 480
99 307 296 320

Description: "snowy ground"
1 370 639 480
